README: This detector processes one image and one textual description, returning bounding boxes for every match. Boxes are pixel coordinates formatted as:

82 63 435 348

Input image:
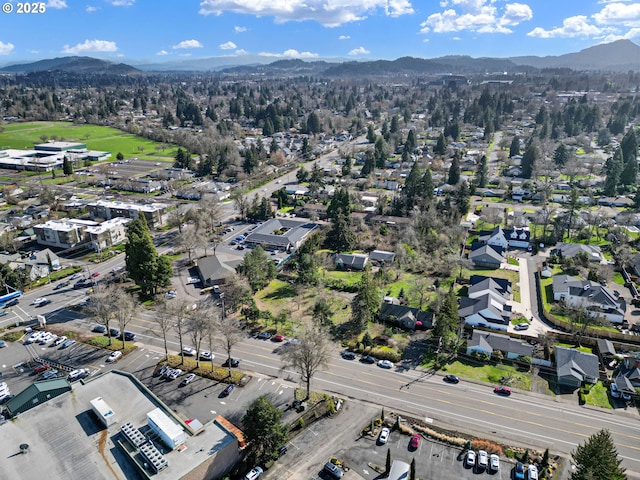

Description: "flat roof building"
87 200 168 228
33 219 98 250
84 217 131 252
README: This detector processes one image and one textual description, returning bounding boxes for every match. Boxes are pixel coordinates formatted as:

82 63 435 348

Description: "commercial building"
0 142 110 172
84 217 131 252
33 218 98 249
86 200 168 228
243 218 318 251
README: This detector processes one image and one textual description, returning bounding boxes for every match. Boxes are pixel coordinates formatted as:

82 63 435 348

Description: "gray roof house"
334 253 368 270
555 346 599 389
552 274 626 324
552 242 603 263
469 243 505 269
468 275 512 301
458 294 512 331
368 250 396 264
379 303 434 330
196 256 240 287
243 218 318 251
466 331 533 360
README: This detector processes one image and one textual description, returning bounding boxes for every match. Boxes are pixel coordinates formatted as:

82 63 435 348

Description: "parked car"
443 374 460 384
489 454 500 471
244 466 263 480
60 339 76 349
182 346 197 356
378 359 394 369
514 323 530 331
41 369 59 380
514 461 525 480
31 297 51 307
278 445 287 457
610 383 621 398
0 340 6 348
257 331 272 340
271 334 285 342
222 358 240 368
92 325 107 334
168 368 183 380
165 290 177 299
341 351 357 360
219 383 235 397
465 450 476 468
378 427 390 444
494 385 512 396
180 373 196 386
108 328 120 338
360 355 376 364
53 336 66 346
199 350 213 361
106 350 122 362
156 365 170 377
323 462 343 479
528 464 539 480
119 331 136 341
67 369 89 382
409 434 420 450
34 364 50 374
477 450 488 470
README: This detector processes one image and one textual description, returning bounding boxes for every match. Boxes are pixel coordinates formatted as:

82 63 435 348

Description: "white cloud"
259 49 319 59
234 26 247 33
172 39 203 49
235 49 248 55
601 27 640 43
62 39 117 54
593 2 640 27
47 0 67 8
349 46 370 55
156 50 169 56
110 0 134 5
199 0 414 27
420 1 531 34
219 41 237 50
338 35 351 40
86 5 98 12
0 41 15 55
527 15 605 38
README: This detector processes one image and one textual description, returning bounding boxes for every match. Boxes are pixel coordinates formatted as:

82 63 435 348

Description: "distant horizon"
2 1 640 67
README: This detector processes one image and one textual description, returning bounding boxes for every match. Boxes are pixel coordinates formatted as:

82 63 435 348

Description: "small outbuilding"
4 378 71 417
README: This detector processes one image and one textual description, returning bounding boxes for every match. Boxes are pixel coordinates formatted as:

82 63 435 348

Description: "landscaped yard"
464 267 521 302
583 381 613 409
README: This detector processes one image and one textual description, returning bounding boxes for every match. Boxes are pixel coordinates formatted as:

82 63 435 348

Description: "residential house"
504 227 530 249
552 242 603 263
458 295 512 331
555 346 599 389
469 242 505 269
334 253 368 270
466 331 533 359
478 225 530 249
598 196 634 207
620 353 640 387
368 250 396 265
552 274 626 324
195 256 240 288
613 374 636 398
379 303 434 330
596 339 617 364
468 275 512 302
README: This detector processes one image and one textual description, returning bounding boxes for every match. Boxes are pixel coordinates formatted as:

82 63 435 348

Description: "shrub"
1 330 24 342
298 418 305 429
471 439 504 456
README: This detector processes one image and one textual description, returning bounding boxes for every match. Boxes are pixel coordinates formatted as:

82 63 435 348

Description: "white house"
552 274 626 324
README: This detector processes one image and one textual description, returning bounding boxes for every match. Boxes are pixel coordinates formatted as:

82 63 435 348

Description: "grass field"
0 121 180 159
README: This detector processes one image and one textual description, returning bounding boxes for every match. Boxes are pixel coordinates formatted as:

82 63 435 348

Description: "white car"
528 464 538 480
106 350 123 363
180 373 196 386
465 450 476 468
489 454 500 471
182 346 197 356
67 369 89 381
199 350 213 360
245 466 263 480
165 290 177 299
168 368 183 380
514 323 530 331
477 450 488 469
186 277 200 285
31 297 50 307
53 335 66 346
377 360 394 369
378 427 390 444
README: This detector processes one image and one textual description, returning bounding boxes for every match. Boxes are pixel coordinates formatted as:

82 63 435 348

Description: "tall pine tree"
570 429 626 480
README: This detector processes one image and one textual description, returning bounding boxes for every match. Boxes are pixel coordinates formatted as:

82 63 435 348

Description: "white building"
84 217 131 252
86 200 168 228
33 219 98 249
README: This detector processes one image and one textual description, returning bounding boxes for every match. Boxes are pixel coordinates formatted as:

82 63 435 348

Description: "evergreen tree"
361 151 375 176
521 142 537 179
125 216 172 296
404 129 417 154
327 187 352 219
367 123 377 143
420 169 435 201
386 448 391 473
243 396 289 461
341 156 352 177
306 112 322 134
390 114 399 134
620 128 638 186
116 152 124 161
351 266 381 333
239 246 277 292
475 154 488 188
455 181 471 216
570 429 626 480
435 133 447 155
297 167 309 183
62 156 73 176
326 213 355 252
553 143 569 167
402 161 422 211
604 148 623 196
374 137 387 169
509 135 520 158
447 153 461 185
301 137 312 161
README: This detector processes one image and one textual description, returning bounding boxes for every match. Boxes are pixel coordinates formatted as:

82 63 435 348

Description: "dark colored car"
271 334 285 342
494 385 512 396
360 355 376 364
92 325 107 333
341 351 357 360
443 374 460 384
74 280 89 289
119 331 136 341
219 383 235 398
222 358 240 368
409 434 420 450
257 332 272 340
109 328 120 338
3 298 19 308
278 445 287 457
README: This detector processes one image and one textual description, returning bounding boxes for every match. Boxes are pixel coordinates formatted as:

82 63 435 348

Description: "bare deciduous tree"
83 285 119 346
187 306 210 369
112 286 137 348
281 326 332 400
215 313 245 377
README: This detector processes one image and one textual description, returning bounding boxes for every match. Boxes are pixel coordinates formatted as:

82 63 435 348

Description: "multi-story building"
86 200 168 228
33 219 98 249
84 217 132 252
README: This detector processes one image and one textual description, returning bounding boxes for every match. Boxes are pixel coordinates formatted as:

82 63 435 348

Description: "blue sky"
1 0 640 64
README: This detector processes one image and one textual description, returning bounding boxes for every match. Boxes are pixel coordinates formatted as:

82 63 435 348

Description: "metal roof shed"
5 378 71 417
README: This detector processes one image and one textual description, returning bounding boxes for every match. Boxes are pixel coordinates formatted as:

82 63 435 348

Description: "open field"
0 121 179 160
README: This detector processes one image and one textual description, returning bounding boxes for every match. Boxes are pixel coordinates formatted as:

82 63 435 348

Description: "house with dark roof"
596 339 617 363
552 274 626 324
334 253 368 270
468 275 512 302
466 331 533 359
195 256 241 287
555 346 599 389
478 225 531 250
469 242 505 269
379 303 434 330
621 354 640 387
368 250 396 265
458 295 512 331
552 242 603 263
243 218 318 251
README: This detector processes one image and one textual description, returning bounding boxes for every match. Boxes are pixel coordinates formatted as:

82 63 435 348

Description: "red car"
271 334 285 342
34 364 50 374
409 434 420 450
90 272 100 278
494 385 512 396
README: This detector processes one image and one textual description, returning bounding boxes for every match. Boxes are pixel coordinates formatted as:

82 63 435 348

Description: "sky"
1 0 640 65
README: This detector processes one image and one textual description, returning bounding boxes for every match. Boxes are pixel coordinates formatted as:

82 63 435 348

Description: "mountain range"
1 40 639 75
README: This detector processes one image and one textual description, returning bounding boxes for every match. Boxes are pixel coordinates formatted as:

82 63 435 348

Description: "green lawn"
584 381 613 409
0 121 180 159
463 268 520 302
612 272 625 286
556 343 593 354
424 355 531 391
